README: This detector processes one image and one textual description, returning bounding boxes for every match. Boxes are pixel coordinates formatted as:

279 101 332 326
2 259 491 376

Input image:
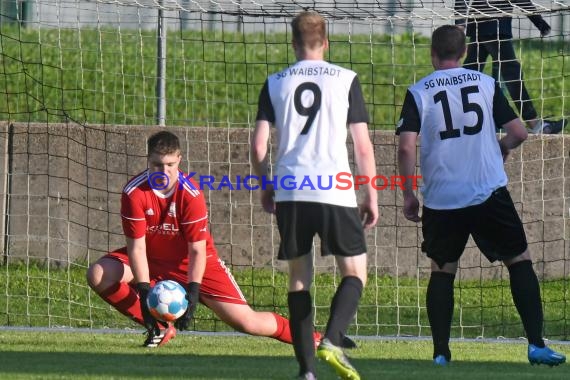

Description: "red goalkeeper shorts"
105 248 248 305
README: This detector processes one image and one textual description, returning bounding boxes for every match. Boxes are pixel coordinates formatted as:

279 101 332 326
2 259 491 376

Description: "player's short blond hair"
147 131 181 157
431 25 466 61
291 11 326 51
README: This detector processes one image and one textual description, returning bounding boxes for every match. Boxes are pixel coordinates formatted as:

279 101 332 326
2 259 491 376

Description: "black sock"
426 271 455 361
508 260 545 348
288 290 315 375
324 276 363 346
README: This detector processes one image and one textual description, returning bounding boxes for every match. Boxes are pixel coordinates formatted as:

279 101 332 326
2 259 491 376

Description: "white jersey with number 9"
256 60 369 207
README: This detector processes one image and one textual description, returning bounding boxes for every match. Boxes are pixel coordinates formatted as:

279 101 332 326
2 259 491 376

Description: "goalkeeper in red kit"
86 130 332 348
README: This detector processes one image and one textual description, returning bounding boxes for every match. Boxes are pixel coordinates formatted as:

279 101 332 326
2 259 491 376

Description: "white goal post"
0 0 569 340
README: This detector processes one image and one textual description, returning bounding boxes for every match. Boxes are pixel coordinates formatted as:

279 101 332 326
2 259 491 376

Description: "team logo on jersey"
168 202 176 217
145 208 154 216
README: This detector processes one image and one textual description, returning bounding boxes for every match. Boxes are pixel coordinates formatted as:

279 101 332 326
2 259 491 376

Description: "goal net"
0 0 569 340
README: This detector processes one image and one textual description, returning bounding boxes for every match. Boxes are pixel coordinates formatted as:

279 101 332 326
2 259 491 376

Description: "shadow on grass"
0 352 569 379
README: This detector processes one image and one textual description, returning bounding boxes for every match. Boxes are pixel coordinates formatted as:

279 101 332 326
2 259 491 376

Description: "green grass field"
0 330 568 379
1 263 570 341
0 25 567 129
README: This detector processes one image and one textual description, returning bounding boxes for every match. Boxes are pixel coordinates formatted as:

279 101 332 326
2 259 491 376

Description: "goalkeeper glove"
528 15 551 37
136 282 160 335
174 282 200 331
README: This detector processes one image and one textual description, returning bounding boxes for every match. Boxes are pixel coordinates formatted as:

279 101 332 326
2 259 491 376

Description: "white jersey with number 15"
396 67 518 209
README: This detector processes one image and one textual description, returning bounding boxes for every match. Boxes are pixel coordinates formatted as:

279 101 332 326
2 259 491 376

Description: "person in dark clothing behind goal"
397 24 566 367
455 0 566 134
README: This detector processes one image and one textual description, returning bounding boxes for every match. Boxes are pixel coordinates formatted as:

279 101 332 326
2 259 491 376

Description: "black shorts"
421 186 528 268
275 201 367 260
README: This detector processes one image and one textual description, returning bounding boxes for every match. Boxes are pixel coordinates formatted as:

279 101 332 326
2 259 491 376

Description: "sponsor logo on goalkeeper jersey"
147 171 421 191
147 223 179 234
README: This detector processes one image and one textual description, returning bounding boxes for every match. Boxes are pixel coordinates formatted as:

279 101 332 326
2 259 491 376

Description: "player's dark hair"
291 10 326 51
147 131 181 156
431 25 465 61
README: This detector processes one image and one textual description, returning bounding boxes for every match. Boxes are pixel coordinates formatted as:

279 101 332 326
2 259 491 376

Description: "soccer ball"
146 280 188 322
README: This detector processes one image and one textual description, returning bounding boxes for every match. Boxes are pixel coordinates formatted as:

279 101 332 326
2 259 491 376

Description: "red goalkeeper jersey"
121 170 218 266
